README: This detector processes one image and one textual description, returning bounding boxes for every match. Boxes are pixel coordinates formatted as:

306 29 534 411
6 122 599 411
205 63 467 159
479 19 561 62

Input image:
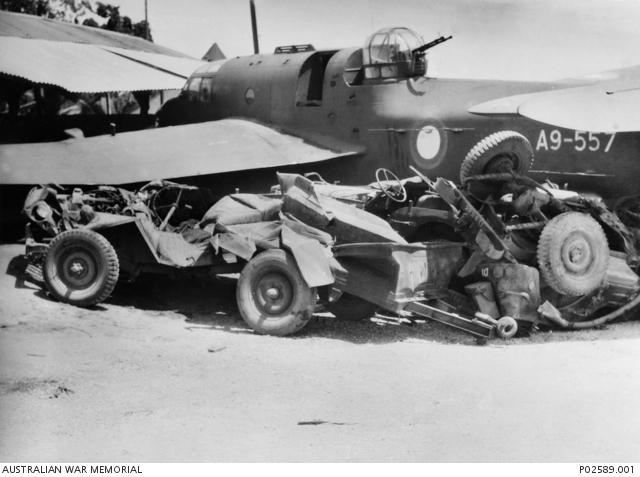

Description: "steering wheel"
375 168 407 203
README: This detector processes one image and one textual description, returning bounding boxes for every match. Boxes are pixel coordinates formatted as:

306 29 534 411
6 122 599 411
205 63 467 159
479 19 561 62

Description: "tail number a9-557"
536 129 616 153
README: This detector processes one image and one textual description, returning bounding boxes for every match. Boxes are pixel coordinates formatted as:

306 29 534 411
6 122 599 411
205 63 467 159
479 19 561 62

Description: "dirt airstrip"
1 243 639 462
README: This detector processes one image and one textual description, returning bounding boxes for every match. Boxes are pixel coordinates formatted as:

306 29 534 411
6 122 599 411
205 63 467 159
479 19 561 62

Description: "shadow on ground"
108 273 483 346
105 272 640 347
7 253 640 347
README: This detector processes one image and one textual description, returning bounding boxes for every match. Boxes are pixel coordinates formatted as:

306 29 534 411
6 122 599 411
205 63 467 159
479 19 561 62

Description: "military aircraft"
1 26 639 203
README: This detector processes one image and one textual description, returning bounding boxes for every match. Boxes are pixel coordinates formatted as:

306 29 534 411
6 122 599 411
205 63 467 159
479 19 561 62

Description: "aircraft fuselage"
160 45 640 199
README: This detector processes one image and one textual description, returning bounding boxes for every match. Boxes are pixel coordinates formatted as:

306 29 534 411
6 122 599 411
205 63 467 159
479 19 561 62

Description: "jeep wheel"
460 130 534 183
43 229 119 307
237 249 316 336
537 212 609 296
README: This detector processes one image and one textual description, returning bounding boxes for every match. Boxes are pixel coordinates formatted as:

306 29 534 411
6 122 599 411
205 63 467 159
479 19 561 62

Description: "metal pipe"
539 292 640 329
159 188 183 231
144 0 150 40
250 0 259 54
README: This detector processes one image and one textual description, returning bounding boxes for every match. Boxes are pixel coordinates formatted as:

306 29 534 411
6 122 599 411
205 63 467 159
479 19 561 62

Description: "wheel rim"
57 247 98 290
497 316 518 339
253 272 294 316
486 153 517 174
560 232 593 275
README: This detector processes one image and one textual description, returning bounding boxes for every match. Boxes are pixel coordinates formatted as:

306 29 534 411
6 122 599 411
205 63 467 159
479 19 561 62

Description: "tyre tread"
460 130 534 183
236 249 315 336
537 212 609 296
44 229 119 307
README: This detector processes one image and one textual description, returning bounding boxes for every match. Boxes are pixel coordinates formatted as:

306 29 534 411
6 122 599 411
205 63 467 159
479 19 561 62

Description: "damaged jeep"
271 131 640 335
326 130 640 332
20 131 640 340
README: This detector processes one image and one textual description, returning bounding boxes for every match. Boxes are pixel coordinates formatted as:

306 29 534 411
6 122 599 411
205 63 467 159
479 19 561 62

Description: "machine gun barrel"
412 35 452 55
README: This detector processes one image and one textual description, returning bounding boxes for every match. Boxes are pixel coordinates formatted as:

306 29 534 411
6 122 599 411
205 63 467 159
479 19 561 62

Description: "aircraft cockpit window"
185 77 202 101
200 86 210 102
362 27 426 80
200 77 215 102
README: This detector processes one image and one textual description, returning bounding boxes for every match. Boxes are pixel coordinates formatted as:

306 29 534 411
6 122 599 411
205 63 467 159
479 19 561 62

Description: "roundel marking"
409 121 448 171
416 125 442 161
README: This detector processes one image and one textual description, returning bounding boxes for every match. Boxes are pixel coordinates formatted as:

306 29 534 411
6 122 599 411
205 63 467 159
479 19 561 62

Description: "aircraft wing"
0 119 364 185
469 65 640 132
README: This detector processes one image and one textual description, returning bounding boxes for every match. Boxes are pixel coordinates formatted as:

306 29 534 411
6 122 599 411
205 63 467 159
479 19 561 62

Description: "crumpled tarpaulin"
278 173 407 244
72 173 407 288
209 215 335 287
108 186 336 287
201 194 282 227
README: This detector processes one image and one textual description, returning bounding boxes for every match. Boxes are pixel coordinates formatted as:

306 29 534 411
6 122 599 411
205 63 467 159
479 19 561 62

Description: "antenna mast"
250 0 259 54
144 0 149 40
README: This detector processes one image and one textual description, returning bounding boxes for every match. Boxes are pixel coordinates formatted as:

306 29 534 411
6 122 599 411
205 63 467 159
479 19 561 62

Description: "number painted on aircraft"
536 129 615 153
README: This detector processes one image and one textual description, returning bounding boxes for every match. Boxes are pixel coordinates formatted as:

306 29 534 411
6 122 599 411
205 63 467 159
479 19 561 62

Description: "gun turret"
412 35 453 55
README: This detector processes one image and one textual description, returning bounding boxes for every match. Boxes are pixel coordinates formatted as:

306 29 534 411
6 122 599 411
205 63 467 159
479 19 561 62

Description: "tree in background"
1 0 152 41
0 0 47 15
132 20 150 40
95 1 152 41
81 17 98 27
0 0 154 115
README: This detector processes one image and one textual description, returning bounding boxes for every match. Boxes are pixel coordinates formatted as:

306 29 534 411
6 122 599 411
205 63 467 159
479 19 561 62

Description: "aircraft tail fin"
202 42 226 61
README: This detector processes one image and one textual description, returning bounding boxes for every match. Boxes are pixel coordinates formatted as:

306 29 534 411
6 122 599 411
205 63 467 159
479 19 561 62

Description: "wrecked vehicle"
21 131 640 340
22 173 506 339
305 131 640 332
23 179 337 336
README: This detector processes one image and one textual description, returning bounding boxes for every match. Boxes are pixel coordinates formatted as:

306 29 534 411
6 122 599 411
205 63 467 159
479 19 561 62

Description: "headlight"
32 201 52 221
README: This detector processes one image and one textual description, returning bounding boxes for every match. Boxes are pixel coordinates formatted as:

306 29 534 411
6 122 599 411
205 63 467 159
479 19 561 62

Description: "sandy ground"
0 243 639 462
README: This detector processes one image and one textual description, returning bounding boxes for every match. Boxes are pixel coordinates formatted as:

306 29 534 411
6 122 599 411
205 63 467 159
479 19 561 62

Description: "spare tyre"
460 130 534 184
43 229 120 307
537 212 609 296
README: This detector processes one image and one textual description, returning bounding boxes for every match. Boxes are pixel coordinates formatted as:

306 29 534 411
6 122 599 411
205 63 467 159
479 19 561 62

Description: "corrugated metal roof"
0 37 205 92
0 10 189 57
102 46 207 79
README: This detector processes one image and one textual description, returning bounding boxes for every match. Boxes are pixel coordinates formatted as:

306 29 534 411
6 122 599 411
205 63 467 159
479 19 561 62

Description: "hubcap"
59 248 97 289
561 233 593 274
486 154 516 174
265 287 281 300
69 261 85 275
254 272 293 315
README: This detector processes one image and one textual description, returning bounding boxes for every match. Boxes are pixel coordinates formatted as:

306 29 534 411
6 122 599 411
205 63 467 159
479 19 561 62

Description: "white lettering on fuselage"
536 129 616 153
